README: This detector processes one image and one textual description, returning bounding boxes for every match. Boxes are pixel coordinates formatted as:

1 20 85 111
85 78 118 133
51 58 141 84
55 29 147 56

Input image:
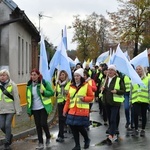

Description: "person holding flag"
100 64 125 144
26 69 54 149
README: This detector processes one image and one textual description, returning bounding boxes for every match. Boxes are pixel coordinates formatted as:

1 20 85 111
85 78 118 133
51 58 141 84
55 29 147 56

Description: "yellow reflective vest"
56 82 70 103
69 84 89 109
130 76 149 104
0 86 13 102
27 84 51 108
124 75 131 92
113 77 124 103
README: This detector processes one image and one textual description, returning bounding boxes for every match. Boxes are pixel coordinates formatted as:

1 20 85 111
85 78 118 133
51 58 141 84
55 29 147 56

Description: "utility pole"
38 13 52 34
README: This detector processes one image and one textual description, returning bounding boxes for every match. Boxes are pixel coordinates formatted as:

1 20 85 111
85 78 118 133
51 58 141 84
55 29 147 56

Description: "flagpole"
99 74 108 98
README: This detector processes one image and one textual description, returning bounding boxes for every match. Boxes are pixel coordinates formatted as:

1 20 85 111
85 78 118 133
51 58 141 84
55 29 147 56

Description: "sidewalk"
0 103 57 146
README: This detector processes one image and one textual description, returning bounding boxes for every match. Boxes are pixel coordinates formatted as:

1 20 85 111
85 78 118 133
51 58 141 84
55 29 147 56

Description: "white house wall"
9 23 32 83
0 1 32 83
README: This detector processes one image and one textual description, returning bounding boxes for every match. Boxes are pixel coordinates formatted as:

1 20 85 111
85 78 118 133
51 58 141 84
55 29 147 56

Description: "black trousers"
32 108 51 144
105 104 120 136
70 125 89 147
57 103 66 138
133 102 148 130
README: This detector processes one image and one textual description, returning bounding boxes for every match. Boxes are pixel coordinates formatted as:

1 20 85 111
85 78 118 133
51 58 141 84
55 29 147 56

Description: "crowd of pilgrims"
1 62 150 150
54 62 150 150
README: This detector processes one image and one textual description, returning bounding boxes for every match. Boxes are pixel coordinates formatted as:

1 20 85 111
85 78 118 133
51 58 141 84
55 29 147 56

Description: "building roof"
3 0 17 10
1 0 40 42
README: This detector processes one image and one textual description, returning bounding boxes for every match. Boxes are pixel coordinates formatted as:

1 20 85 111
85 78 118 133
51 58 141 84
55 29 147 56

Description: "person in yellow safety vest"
83 70 97 110
26 68 54 149
56 70 71 143
83 70 97 131
63 68 94 150
0 69 22 150
101 64 125 144
91 65 100 103
130 65 150 137
123 75 134 129
85 63 92 77
97 66 107 115
99 67 108 125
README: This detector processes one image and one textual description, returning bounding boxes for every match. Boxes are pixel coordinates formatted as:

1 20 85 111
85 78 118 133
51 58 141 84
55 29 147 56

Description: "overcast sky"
13 0 119 49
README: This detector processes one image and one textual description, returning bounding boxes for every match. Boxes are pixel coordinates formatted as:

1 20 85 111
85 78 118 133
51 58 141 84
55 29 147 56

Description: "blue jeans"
124 92 130 125
124 92 134 126
0 113 14 144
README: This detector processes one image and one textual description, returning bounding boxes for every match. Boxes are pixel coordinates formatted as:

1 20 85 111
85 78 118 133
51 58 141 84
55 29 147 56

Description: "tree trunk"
133 37 139 57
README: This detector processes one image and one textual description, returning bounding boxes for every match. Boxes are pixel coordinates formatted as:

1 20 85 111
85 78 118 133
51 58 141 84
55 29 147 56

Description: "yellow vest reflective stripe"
40 84 52 105
0 86 13 102
27 89 32 108
69 84 89 109
97 73 103 86
57 82 70 103
88 70 92 77
124 76 131 92
131 77 149 104
113 77 124 103
27 84 52 107
98 73 103 80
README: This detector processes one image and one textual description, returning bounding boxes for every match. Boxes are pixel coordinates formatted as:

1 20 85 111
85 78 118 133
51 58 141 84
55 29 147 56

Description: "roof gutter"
0 17 23 27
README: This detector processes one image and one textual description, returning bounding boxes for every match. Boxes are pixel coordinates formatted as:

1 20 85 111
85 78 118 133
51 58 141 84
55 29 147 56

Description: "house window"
22 39 24 74
26 42 29 73
29 44 31 71
18 36 21 74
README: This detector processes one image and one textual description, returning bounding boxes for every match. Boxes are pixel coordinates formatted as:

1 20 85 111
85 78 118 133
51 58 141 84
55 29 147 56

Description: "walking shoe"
72 145 81 150
36 143 44 149
125 123 130 128
84 138 90 149
106 136 112 145
140 130 145 137
108 135 117 143
56 137 64 143
46 138 50 148
131 129 139 136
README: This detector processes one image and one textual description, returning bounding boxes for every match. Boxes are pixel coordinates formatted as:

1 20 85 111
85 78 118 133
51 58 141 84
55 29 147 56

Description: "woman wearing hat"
63 68 94 150
101 64 125 144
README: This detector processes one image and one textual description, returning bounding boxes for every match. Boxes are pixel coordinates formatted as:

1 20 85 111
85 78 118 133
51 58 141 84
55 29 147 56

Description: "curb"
0 103 57 146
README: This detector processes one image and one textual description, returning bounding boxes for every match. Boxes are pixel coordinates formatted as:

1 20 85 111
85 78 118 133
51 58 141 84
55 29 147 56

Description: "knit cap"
74 68 84 77
108 64 117 71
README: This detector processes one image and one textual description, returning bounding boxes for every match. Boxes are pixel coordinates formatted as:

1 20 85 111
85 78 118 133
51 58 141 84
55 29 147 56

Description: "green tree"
70 13 110 62
107 0 150 57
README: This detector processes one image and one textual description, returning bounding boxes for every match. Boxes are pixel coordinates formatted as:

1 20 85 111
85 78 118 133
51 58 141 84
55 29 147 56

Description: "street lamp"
38 13 52 33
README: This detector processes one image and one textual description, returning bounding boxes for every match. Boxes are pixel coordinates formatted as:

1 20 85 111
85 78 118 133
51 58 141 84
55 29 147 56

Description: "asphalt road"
1 102 150 150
